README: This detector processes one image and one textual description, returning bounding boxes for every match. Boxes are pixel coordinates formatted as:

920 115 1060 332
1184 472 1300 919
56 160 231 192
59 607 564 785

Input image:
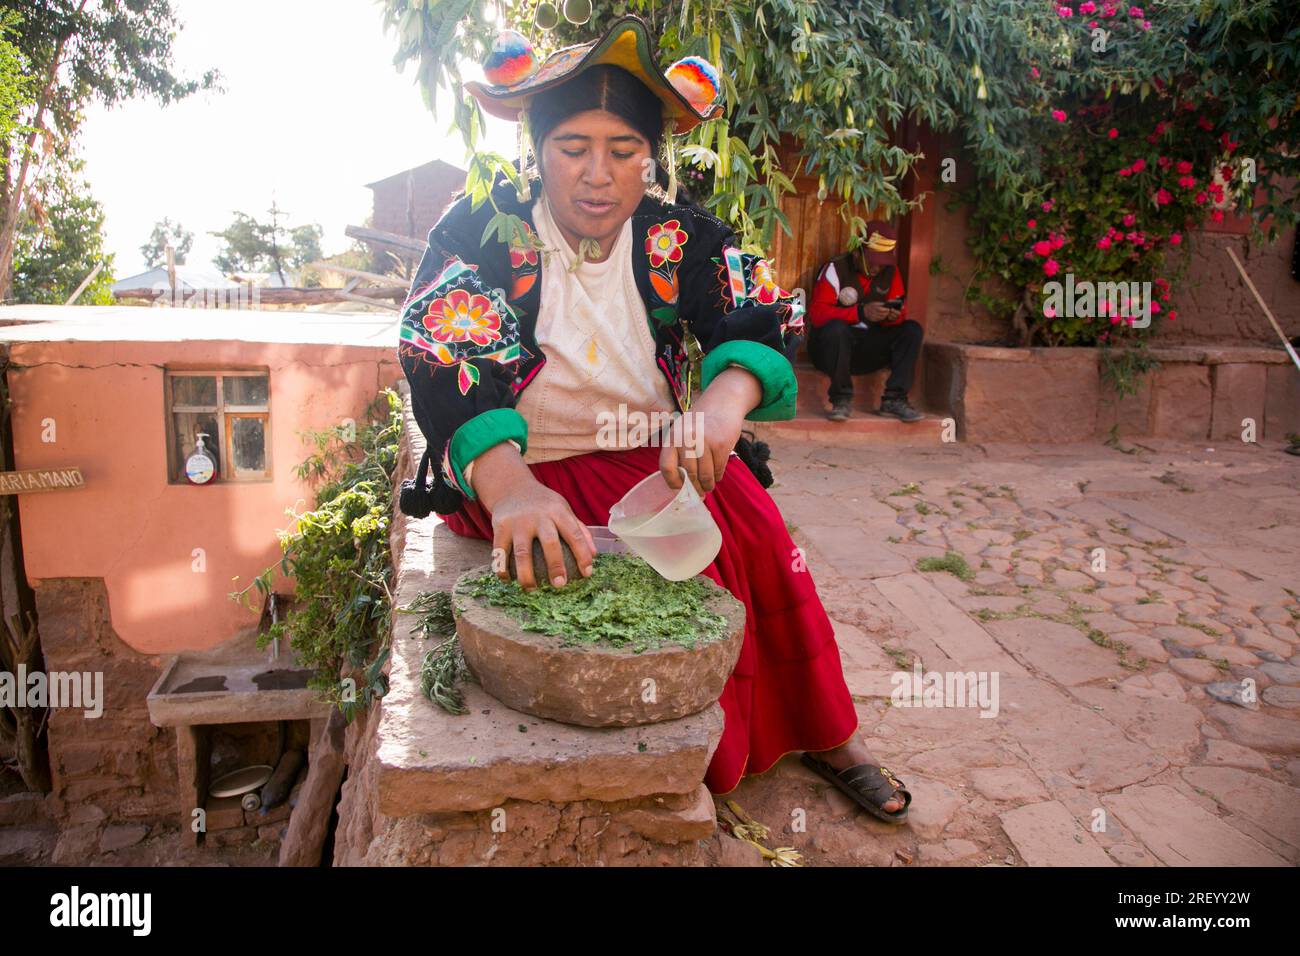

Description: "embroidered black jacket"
396 177 804 517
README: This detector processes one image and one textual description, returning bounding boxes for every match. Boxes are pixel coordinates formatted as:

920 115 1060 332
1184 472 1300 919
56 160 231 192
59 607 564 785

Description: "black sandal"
801 752 912 825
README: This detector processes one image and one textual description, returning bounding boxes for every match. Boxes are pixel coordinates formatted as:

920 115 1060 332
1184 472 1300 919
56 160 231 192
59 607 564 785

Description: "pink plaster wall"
7 338 402 655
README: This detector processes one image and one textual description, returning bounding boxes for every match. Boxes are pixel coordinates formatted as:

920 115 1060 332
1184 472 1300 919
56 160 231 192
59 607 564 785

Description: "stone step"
754 412 950 445
758 362 952 445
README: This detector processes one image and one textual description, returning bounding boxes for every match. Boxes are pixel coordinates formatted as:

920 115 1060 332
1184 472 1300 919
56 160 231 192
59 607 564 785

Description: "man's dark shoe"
827 400 852 422
878 395 924 422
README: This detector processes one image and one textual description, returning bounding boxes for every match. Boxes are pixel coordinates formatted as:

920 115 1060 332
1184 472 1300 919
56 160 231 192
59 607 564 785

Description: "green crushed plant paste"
459 553 729 653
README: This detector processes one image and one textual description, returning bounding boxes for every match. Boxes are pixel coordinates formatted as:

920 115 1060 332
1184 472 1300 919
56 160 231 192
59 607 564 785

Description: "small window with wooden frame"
166 369 272 483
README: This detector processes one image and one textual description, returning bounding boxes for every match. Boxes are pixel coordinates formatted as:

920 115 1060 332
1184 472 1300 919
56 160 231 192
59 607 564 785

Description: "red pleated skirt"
443 443 859 794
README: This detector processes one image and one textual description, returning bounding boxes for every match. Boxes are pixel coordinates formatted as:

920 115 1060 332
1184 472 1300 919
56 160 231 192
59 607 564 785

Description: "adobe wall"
923 186 1299 348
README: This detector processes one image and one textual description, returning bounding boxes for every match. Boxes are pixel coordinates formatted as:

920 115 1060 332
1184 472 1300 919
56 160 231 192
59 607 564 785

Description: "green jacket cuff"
448 408 529 499
700 339 797 422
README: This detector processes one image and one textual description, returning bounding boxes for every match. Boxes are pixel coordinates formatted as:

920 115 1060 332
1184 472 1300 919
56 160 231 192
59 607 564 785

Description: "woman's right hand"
469 441 595 590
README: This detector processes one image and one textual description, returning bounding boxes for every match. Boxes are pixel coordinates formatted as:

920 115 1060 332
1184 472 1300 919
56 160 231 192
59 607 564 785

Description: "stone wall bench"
924 342 1299 444
331 384 741 866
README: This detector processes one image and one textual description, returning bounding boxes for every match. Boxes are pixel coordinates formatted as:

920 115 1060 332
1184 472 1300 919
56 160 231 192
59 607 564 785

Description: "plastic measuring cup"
606 467 723 580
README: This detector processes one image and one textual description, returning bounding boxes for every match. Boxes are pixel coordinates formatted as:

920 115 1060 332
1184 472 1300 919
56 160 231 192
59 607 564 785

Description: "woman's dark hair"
528 65 663 171
525 63 706 210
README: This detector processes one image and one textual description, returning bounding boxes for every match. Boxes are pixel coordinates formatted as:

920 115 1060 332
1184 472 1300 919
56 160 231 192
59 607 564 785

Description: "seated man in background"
806 221 925 422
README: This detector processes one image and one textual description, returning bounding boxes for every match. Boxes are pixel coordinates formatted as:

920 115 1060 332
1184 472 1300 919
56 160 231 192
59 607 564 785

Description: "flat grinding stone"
453 564 746 728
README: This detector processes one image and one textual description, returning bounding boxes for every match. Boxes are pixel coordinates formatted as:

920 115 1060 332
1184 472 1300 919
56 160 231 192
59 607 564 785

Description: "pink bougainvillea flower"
1051 233 1066 250
1158 156 1171 169
1030 66 1040 78
1155 188 1172 205
1125 231 1138 242
1198 116 1213 131
1140 19 1150 29
1118 167 1133 177
1107 128 1118 139
1150 301 1161 314
1097 236 1112 250
1027 218 1038 229
1178 175 1196 189
1051 109 1068 122
1103 2 1117 14
1194 191 1208 205
1128 5 1143 16
1123 213 1136 226
1168 232 1182 245
1130 158 1146 172
1043 259 1060 277
1044 306 1058 318
1168 310 1178 321
1041 200 1054 212
1109 314 1122 324
1033 240 1053 257
1089 19 1099 28
1210 209 1225 222
1080 0 1097 12
1056 5 1073 16
1175 160 1193 174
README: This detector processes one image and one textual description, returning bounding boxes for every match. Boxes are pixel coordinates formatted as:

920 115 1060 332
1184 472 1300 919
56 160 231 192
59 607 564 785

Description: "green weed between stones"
459 553 728 654
916 551 975 582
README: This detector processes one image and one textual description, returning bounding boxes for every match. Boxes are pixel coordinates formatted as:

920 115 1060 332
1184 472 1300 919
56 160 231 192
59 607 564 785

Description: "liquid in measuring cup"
608 499 722 581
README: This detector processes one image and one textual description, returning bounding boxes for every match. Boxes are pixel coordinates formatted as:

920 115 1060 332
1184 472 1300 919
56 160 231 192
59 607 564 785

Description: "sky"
78 0 515 280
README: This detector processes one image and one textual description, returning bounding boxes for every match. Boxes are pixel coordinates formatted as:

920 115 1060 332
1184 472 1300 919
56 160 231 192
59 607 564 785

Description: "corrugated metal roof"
111 264 241 292
0 305 400 348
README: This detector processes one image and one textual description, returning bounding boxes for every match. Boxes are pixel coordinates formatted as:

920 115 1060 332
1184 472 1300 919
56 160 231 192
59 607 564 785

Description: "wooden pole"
63 261 104 305
305 261 405 288
166 244 177 298
1225 247 1300 372
344 224 426 254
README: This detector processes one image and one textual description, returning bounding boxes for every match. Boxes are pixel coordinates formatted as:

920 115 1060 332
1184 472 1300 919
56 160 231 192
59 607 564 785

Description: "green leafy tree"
0 11 32 154
210 202 323 285
140 217 193 268
382 0 1297 349
0 0 219 301
11 152 114 303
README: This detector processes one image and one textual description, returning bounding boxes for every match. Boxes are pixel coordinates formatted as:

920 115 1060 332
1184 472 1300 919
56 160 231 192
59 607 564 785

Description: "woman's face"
538 108 654 257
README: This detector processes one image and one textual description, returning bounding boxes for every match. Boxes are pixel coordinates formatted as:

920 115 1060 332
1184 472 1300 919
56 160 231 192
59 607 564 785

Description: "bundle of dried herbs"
459 553 728 654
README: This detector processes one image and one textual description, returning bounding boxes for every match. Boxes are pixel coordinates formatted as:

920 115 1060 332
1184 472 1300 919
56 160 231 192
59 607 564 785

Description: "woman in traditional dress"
396 15 911 822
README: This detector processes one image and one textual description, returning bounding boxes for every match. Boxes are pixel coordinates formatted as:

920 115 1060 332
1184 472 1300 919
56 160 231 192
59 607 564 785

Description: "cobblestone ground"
717 435 1300 867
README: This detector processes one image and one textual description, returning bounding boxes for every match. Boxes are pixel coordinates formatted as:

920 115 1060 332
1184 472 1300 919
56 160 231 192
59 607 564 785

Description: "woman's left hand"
659 365 762 496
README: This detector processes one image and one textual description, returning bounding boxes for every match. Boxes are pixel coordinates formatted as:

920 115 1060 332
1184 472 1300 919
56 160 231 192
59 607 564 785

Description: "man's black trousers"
807 318 924 405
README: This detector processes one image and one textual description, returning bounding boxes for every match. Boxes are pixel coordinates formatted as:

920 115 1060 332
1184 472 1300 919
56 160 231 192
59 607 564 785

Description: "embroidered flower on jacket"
646 219 688 269
423 288 502 346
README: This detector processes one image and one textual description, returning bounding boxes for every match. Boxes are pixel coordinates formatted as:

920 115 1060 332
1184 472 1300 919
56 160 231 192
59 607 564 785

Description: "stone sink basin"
146 634 329 728
452 565 746 728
